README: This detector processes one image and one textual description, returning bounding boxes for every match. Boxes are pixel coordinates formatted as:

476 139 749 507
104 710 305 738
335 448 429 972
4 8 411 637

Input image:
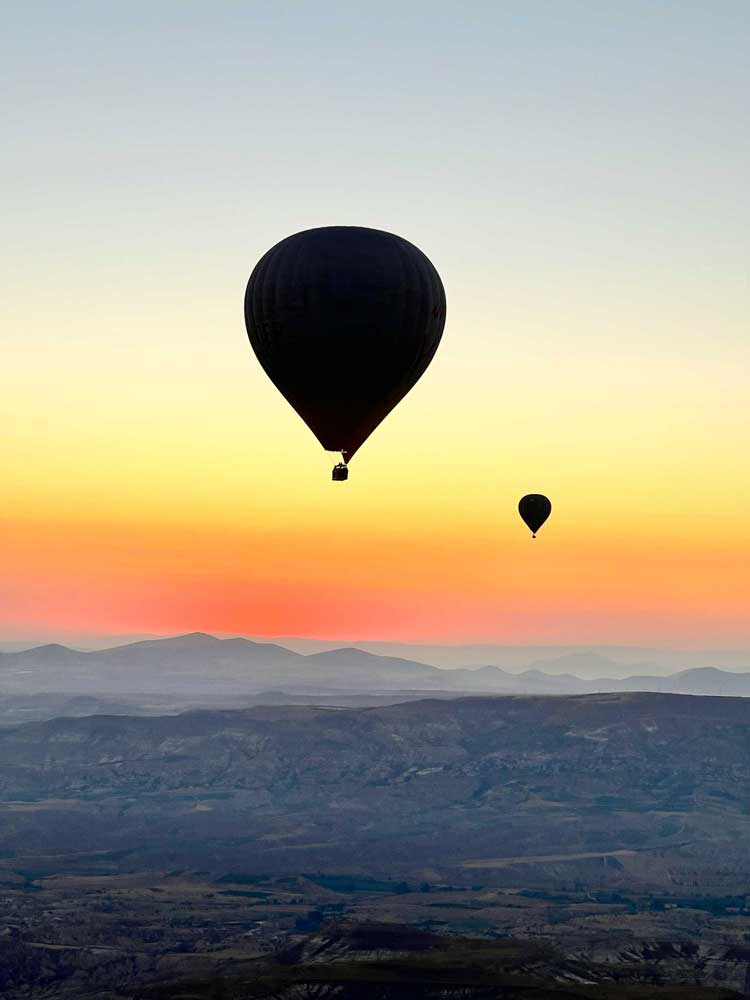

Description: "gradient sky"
3 1 749 646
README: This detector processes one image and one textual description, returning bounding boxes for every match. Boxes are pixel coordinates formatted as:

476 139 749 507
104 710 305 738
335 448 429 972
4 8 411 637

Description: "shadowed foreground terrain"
133 922 744 999
2 693 750 996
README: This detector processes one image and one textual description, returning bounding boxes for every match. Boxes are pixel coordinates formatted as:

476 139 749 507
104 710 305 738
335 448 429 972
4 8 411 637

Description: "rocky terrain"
134 921 747 999
3 692 750 997
3 868 750 998
2 692 750 877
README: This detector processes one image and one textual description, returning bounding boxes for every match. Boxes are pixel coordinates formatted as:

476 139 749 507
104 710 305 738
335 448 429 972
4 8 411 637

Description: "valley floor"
2 857 750 998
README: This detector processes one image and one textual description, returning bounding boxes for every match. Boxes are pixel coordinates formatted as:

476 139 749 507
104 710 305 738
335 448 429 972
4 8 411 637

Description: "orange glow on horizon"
3 496 749 646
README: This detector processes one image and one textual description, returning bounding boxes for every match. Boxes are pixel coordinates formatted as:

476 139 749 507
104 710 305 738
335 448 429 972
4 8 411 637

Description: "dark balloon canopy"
244 226 446 463
518 494 552 537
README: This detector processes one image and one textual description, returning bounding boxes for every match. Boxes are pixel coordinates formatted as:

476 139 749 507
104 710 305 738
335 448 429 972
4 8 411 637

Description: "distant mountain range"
250 638 750 677
4 633 750 677
3 634 750 709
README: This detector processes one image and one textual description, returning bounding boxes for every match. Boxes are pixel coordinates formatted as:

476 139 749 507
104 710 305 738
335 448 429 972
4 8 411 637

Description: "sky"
3 1 749 646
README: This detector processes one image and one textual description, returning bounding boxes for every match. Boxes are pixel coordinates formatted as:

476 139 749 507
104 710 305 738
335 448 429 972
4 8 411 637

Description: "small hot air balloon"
519 494 551 538
244 226 446 479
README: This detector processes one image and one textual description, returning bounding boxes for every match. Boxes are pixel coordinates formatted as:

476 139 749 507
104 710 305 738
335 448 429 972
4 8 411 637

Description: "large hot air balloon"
518 494 552 538
244 226 446 479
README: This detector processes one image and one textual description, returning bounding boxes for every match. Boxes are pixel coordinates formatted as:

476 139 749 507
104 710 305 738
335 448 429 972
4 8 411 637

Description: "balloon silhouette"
244 227 446 477
519 494 552 538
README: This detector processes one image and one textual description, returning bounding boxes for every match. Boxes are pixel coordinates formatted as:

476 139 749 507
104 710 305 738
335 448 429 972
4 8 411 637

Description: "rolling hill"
2 691 750 882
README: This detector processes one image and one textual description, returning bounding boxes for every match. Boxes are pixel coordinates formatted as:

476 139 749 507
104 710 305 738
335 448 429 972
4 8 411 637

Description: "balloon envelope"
244 226 446 461
519 494 552 536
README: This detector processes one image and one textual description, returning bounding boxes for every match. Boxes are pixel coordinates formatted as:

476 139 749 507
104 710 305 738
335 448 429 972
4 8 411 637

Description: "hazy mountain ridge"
253 638 750 676
2 634 750 707
4 633 750 677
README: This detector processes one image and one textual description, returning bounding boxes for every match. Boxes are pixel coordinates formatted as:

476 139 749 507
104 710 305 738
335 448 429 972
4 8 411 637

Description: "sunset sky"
3 2 749 646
